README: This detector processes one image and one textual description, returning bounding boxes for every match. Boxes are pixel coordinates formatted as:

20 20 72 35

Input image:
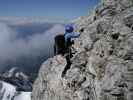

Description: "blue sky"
0 0 99 20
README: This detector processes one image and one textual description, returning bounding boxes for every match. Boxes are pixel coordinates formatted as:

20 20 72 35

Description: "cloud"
0 22 64 72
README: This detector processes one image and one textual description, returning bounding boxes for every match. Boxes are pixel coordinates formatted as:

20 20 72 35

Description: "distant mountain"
0 67 32 100
3 67 29 80
0 81 31 100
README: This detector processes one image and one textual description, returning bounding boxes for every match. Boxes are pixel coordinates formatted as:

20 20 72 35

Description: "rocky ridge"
32 0 133 100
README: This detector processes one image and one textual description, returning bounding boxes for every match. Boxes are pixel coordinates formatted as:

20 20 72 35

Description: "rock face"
32 0 133 100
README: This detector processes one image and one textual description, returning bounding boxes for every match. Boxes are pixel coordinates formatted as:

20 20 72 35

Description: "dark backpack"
54 34 66 55
54 34 74 55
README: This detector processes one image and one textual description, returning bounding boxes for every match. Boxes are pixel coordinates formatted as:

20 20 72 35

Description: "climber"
54 24 80 56
55 24 80 78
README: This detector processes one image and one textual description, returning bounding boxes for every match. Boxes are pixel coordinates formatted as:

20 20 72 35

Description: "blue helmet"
65 24 74 33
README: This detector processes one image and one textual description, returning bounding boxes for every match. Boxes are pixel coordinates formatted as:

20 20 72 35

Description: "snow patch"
0 81 31 100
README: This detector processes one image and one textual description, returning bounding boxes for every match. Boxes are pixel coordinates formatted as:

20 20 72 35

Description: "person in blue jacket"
54 24 80 55
64 24 80 47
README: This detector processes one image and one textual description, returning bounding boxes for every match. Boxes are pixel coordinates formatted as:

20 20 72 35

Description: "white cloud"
0 22 64 71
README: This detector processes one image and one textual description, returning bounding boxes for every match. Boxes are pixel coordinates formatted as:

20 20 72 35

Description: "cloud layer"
0 22 64 72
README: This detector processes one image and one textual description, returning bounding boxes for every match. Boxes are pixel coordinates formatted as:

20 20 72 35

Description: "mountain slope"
0 81 31 100
32 0 133 100
0 68 32 100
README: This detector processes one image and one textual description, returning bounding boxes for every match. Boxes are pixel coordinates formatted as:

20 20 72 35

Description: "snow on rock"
0 81 31 100
0 81 16 100
14 92 31 100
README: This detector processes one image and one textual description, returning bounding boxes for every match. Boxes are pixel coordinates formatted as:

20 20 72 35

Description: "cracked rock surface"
32 0 133 100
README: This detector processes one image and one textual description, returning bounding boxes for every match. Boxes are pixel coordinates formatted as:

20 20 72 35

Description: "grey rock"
32 0 133 100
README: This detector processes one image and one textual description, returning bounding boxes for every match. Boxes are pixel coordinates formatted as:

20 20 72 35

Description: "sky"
0 0 99 21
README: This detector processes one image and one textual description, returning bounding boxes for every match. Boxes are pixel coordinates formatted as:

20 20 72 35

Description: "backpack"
54 34 66 55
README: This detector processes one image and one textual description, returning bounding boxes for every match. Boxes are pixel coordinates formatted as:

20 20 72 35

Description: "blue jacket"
64 32 80 43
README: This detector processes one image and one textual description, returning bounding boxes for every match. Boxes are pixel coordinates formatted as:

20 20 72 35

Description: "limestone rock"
32 0 133 100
